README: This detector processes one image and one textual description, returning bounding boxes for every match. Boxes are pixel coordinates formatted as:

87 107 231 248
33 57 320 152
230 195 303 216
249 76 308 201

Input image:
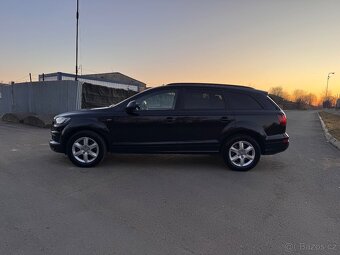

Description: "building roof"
39 72 146 88
81 72 146 87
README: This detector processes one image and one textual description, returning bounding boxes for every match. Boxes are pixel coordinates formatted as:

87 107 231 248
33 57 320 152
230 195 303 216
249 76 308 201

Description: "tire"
66 130 107 168
222 135 261 171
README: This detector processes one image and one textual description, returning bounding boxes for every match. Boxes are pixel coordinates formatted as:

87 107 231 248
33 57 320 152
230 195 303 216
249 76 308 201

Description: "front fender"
61 118 110 147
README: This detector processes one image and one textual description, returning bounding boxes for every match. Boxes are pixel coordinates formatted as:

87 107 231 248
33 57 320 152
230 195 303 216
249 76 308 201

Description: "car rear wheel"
67 131 106 168
222 135 261 171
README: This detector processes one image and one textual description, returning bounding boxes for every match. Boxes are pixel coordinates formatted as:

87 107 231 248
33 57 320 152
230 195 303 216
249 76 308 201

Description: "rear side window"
226 92 263 110
182 89 225 110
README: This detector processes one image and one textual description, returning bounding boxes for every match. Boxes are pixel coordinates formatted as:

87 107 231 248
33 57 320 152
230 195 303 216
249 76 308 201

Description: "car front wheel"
222 135 261 171
67 131 106 168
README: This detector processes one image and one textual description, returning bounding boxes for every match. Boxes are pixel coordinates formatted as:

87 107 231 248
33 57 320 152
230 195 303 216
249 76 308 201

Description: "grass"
319 111 340 140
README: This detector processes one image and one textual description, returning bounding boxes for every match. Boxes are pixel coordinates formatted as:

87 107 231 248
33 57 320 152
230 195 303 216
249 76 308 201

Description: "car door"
109 88 180 152
174 87 233 152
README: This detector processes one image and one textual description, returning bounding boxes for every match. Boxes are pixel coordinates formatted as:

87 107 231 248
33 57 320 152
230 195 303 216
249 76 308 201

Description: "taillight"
278 114 287 126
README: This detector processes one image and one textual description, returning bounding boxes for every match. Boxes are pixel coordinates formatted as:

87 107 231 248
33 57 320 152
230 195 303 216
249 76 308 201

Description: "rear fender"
220 121 266 152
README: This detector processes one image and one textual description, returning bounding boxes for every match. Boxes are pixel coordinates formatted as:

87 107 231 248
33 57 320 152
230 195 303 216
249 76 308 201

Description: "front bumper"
49 140 65 153
49 121 67 153
263 133 289 155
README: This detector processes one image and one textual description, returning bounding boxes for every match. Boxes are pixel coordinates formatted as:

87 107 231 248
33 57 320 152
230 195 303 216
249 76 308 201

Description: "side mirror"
126 100 139 114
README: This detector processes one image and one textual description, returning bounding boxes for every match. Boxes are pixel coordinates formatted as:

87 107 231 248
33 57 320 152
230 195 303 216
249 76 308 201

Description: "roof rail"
166 82 254 89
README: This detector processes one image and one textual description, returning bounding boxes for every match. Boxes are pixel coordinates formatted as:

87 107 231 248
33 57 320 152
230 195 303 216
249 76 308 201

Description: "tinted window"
136 90 177 110
183 89 225 110
266 96 281 110
226 92 263 110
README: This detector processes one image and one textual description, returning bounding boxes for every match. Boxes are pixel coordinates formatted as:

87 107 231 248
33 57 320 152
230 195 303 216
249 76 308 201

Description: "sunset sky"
1 0 339 97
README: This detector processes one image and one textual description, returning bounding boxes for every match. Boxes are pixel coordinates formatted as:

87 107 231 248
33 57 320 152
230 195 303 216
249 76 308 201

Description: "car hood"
55 106 116 118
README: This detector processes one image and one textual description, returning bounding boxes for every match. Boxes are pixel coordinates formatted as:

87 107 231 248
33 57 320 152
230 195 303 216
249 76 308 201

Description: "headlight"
54 116 70 125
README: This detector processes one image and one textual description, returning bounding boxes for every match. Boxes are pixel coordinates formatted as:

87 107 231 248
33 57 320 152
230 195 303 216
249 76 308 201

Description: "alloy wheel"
72 137 99 163
228 140 255 167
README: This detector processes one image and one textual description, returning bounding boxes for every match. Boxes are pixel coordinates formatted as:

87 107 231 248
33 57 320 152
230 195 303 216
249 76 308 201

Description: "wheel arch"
61 126 110 153
220 128 265 154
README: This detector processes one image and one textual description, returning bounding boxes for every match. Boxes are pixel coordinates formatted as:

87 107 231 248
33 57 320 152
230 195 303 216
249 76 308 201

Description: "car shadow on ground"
104 153 224 168
105 154 289 172
48 152 288 174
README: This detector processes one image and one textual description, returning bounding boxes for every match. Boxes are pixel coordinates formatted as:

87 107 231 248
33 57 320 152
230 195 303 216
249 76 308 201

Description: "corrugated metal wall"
0 81 82 115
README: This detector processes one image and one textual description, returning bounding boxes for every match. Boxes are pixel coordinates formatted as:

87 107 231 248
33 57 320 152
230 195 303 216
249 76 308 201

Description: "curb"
318 113 340 150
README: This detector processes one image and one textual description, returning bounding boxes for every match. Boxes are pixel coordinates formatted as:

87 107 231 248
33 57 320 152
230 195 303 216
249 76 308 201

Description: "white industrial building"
39 72 146 92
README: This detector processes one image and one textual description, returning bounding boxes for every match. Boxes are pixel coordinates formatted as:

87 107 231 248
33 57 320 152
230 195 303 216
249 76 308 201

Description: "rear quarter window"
265 95 281 110
225 92 263 110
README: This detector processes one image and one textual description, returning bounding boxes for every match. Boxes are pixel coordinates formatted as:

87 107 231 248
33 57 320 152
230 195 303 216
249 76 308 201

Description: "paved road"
0 111 339 255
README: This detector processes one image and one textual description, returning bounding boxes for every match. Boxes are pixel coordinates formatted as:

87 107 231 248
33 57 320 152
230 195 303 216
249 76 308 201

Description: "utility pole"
75 0 79 81
326 72 335 99
29 73 32 83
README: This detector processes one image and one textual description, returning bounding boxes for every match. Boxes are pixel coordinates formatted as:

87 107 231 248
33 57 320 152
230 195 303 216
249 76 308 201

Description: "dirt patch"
1 113 30 123
1 112 53 128
319 111 340 140
23 115 51 128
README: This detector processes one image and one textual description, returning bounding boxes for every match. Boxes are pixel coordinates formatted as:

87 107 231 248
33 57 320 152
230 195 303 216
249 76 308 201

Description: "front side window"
135 90 177 111
183 89 225 110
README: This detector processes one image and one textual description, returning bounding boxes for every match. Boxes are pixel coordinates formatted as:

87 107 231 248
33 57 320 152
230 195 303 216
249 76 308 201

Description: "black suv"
50 83 289 171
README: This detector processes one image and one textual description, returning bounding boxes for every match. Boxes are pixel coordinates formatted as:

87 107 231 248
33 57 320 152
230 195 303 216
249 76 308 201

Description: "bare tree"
303 93 317 106
269 86 284 98
321 89 334 102
292 89 306 103
269 86 291 101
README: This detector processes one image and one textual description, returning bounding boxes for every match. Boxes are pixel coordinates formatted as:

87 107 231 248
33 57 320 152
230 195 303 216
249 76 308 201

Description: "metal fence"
0 81 82 115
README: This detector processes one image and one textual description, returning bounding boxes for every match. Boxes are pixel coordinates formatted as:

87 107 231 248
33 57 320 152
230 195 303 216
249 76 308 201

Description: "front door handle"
165 117 174 123
220 117 229 122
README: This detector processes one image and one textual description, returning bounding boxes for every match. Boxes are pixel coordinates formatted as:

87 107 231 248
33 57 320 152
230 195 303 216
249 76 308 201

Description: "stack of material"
81 83 137 109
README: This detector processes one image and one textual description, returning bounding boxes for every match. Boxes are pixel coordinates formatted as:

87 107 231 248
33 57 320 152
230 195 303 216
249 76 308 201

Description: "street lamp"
326 72 335 99
75 0 79 81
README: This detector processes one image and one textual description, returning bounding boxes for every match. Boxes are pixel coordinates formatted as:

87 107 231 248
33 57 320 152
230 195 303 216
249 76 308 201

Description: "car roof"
165 82 266 94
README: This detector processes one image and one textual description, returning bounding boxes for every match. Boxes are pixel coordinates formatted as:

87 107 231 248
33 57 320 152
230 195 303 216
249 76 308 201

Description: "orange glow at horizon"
1 0 339 102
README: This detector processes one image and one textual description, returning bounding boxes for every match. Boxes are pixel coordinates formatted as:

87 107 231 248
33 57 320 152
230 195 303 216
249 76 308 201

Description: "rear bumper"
263 133 289 155
49 140 65 153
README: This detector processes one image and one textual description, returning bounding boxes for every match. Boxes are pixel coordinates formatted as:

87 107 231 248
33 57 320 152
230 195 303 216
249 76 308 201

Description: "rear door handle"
220 117 229 122
165 117 174 123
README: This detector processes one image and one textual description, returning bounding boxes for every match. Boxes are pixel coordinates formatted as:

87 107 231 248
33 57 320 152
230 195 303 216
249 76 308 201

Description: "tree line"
269 86 338 107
